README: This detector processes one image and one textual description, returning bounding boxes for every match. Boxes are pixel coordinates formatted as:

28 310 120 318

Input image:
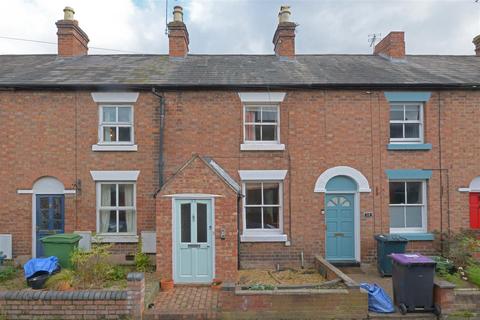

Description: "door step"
330 261 360 267
368 312 437 319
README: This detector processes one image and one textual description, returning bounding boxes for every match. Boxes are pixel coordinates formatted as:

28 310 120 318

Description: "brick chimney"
168 6 189 58
56 7 89 57
374 31 405 60
273 5 296 60
473 35 480 56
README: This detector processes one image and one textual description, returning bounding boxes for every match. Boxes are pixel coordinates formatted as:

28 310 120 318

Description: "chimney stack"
272 5 296 60
473 35 480 56
168 6 189 58
56 7 89 57
374 31 405 60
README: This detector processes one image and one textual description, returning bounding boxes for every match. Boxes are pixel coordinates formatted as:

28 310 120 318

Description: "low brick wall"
453 288 480 313
220 287 367 319
0 272 145 320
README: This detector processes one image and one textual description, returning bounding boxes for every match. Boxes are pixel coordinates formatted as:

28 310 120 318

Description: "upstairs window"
99 105 133 144
389 181 427 233
389 103 423 143
243 105 279 143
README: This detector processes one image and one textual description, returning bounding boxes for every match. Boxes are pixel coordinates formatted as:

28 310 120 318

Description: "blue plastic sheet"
23 256 59 279
360 283 395 313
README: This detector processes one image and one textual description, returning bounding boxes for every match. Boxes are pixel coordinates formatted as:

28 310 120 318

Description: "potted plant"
211 278 222 290
160 278 174 291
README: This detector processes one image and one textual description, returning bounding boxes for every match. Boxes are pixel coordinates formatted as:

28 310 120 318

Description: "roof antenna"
368 33 382 47
165 0 179 35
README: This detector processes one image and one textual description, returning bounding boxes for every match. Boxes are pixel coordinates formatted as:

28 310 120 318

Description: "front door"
36 195 65 257
174 199 213 283
325 194 355 261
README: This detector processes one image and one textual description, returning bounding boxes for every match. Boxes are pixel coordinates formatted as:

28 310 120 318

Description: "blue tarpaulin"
23 256 59 279
360 283 395 313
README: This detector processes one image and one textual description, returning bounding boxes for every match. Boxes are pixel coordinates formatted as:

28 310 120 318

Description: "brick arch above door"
314 166 371 193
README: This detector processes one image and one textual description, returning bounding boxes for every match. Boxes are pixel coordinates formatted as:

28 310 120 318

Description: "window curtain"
100 185 112 233
245 110 255 140
124 184 134 233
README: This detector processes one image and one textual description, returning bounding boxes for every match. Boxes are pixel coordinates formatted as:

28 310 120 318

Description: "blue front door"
174 199 213 283
325 194 355 261
36 195 65 257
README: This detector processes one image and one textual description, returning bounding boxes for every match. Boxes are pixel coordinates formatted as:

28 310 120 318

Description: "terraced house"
1 5 480 284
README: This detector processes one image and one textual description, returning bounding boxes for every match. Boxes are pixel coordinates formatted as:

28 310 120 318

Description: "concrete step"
368 311 437 319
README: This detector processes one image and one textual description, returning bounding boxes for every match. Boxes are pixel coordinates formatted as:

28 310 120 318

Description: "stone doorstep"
368 312 437 319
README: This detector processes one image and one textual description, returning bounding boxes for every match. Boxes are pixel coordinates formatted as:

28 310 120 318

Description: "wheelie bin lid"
40 233 81 244
390 253 436 265
374 234 408 242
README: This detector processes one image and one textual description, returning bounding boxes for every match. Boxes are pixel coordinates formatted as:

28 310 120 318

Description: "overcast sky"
0 0 479 55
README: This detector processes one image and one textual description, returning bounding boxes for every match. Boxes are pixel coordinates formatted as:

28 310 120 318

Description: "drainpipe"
237 194 242 270
152 88 165 193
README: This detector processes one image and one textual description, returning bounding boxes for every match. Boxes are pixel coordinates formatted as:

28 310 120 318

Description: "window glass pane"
245 107 261 123
181 203 191 242
103 127 117 142
404 124 420 138
118 107 132 122
389 182 405 204
245 125 255 141
261 125 276 141
197 203 207 243
246 184 262 205
406 182 422 204
118 127 131 142
263 207 279 229
390 105 404 121
103 107 116 122
263 183 279 205
390 123 403 139
255 125 262 140
262 107 278 123
118 184 134 206
245 207 262 229
118 210 128 232
101 184 116 206
100 210 117 233
405 105 420 121
39 198 49 229
405 206 423 228
389 206 405 228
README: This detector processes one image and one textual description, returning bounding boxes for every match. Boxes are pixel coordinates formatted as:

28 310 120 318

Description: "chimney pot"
278 5 291 23
373 31 405 60
63 6 75 20
473 35 480 56
173 6 183 22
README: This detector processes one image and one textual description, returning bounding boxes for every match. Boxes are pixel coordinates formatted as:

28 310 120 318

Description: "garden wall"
0 272 145 320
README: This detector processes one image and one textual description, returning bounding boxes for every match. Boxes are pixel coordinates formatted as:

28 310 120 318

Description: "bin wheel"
398 304 407 315
433 304 441 316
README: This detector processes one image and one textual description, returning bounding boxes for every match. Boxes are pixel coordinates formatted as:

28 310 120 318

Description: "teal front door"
174 199 213 283
325 194 355 261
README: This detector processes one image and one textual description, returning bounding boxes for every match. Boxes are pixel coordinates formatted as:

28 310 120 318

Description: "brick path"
146 286 221 319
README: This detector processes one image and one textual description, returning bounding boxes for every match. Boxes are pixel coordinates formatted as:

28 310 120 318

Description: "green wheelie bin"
40 233 81 268
374 234 408 277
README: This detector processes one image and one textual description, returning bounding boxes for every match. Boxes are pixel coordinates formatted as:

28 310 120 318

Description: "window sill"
390 232 434 241
92 144 138 152
240 234 288 242
387 143 432 151
240 143 285 151
93 234 139 243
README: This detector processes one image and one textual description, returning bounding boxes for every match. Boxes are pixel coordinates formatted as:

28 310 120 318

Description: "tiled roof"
1 54 480 88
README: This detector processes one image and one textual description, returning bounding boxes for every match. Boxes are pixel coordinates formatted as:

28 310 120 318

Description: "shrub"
0 266 16 282
45 269 75 290
134 241 151 272
107 265 128 281
439 230 480 267
70 243 112 288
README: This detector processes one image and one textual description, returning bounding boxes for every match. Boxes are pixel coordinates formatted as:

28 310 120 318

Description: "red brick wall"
156 156 238 282
0 90 159 257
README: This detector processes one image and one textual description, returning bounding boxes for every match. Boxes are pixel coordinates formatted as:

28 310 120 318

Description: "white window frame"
242 181 284 236
242 104 281 145
389 102 424 144
98 105 134 145
389 180 428 233
96 182 137 236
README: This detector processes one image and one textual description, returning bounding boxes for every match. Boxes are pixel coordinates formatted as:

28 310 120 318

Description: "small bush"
0 266 16 282
70 243 113 288
134 241 151 272
45 269 75 290
439 230 480 267
107 265 128 281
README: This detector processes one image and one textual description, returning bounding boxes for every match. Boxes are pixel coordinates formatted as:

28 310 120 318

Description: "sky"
0 0 479 55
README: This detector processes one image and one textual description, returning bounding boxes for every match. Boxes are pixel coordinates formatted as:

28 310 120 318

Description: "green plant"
438 230 480 268
432 256 455 277
248 283 276 291
0 266 16 282
466 264 480 287
45 269 75 290
70 243 113 288
107 265 128 281
134 241 151 272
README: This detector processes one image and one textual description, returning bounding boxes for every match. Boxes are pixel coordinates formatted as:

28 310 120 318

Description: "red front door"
470 193 480 229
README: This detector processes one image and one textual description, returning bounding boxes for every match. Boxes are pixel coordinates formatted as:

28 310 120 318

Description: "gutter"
151 88 165 195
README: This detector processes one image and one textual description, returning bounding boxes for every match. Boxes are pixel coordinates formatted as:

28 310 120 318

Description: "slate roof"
1 54 480 88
